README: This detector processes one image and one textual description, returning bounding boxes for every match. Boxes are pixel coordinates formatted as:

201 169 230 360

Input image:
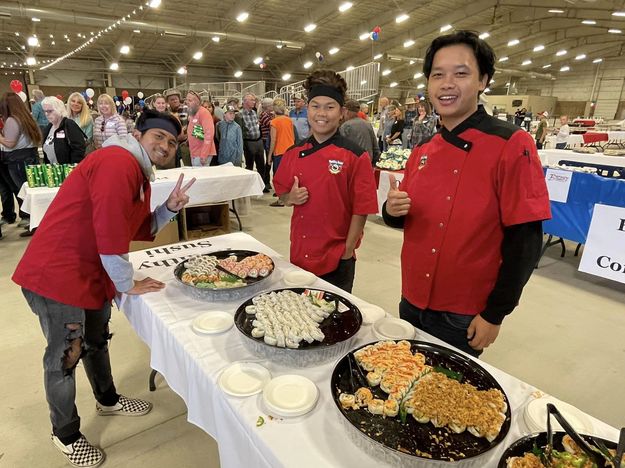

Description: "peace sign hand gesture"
166 173 196 212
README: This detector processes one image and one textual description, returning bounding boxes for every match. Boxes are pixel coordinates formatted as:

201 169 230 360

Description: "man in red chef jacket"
13 109 195 468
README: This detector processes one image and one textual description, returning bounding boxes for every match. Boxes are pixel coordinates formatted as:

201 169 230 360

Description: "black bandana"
136 117 180 138
307 85 345 106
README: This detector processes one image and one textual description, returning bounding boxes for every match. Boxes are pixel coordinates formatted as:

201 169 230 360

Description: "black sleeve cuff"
382 201 405 229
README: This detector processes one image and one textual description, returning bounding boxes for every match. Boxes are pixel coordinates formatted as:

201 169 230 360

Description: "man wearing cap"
403 98 418 149
13 109 195 467
216 105 243 166
535 111 548 149
164 88 188 165
186 90 217 166
235 93 268 191
340 99 380 165
289 93 310 144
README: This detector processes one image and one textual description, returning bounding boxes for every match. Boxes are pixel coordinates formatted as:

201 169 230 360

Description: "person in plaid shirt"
235 93 269 191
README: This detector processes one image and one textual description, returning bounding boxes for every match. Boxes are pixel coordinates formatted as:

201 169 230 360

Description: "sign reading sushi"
579 204 625 284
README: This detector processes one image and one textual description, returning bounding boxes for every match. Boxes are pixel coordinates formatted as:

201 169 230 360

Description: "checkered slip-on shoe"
96 394 152 417
52 434 105 468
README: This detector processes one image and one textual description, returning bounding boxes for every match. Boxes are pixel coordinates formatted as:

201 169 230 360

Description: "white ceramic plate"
218 362 272 397
524 396 594 434
372 317 416 340
262 375 319 417
283 270 317 287
358 304 386 325
192 311 233 335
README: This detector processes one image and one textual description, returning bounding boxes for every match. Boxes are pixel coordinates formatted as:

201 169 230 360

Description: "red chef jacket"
400 106 551 315
273 133 378 276
13 146 154 309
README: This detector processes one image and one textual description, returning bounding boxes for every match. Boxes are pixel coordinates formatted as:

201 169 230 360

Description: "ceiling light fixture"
359 32 370 40
329 47 340 55
234 70 243 78
27 36 39 47
26 57 36 66
581 20 596 25
193 51 203 60
556 49 567 56
282 73 291 80
212 36 220 42
575 54 586 60
440 24 452 33
236 12 249 22
484 87 491 93
395 13 409 23
522 59 532 65
542 64 551 68
133 29 141 33
417 83 425 89
389 82 398 88
346 65 354 71
498 56 509 62
253 56 263 64
507 39 520 46
382 69 391 76
360 80 367 85
109 62 119 71
303 61 313 69
148 0 161 8
120 45 130 54
533 45 545 52
612 11 625 17
560 66 570 72
479 32 490 39
339 2 353 12
608 29 622 34
32 17 41 22
403 39 415 47
548 9 564 13
177 66 187 75
373 53 383 60
414 72 423 79
593 58 603 63
304 23 317 33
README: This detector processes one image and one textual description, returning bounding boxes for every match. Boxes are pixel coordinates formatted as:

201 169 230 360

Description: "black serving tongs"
544 403 612 467
346 352 369 393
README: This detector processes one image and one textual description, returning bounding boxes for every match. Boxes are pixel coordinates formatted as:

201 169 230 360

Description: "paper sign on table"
545 168 573 203
579 204 625 284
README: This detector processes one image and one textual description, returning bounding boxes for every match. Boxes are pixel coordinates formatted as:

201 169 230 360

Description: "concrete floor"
1 193 624 467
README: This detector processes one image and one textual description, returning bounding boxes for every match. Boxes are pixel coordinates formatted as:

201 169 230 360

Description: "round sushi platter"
174 250 275 301
331 340 512 467
234 288 362 367
497 432 618 468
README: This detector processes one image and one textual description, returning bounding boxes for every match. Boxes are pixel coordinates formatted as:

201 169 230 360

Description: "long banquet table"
539 148 625 168
18 164 265 229
119 232 619 468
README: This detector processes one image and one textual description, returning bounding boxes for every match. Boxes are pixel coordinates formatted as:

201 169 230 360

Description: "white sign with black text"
545 168 573 203
579 204 625 284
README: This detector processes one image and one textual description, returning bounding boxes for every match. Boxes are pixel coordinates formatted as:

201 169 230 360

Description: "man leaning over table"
383 31 551 358
12 109 195 468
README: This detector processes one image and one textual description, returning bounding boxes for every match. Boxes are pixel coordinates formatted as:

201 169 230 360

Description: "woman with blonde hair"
66 92 94 143
43 96 86 165
93 93 127 149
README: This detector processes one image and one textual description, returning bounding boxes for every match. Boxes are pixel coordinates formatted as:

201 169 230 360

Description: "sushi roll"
264 334 277 346
251 328 265 338
354 387 373 408
339 393 356 410
412 410 430 424
285 338 299 349
383 400 399 418
367 399 385 415
366 371 382 387
449 421 466 434
248 268 259 278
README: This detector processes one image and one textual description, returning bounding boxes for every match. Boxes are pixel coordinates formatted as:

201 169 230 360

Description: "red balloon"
10 80 23 93
56 95 63 100
373 26 381 34
121 90 129 98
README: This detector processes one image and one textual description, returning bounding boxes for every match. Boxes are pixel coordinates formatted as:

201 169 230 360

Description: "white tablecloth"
376 170 404 216
119 232 619 468
18 165 265 228
545 131 625 149
539 149 625 168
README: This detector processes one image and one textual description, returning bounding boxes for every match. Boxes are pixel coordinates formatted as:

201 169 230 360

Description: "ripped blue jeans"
22 288 119 440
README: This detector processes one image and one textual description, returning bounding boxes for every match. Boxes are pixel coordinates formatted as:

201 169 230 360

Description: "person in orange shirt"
186 91 216 166
268 98 296 206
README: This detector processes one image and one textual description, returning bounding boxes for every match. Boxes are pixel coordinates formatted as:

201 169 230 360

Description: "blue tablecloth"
543 169 625 244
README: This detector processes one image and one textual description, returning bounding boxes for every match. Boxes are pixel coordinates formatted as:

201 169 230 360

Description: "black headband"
308 85 345 106
136 117 179 138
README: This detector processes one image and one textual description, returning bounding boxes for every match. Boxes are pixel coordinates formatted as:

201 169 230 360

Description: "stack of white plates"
283 270 317 287
358 304 386 325
372 317 416 340
192 311 233 335
218 362 272 397
262 375 319 417
523 396 594 434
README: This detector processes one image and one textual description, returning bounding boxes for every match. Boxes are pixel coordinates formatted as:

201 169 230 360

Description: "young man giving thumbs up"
383 31 551 357
273 70 378 293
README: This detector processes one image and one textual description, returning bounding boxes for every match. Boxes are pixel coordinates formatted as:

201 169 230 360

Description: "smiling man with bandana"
12 109 195 467
273 70 378 293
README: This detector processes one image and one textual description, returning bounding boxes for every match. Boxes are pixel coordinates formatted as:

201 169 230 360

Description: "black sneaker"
96 394 152 416
262 188 270 193
52 434 105 468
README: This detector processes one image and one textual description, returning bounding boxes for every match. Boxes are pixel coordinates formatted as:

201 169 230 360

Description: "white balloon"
115 101 121 107
123 96 132 105
18 91 27 102
85 88 95 98
137 91 144 99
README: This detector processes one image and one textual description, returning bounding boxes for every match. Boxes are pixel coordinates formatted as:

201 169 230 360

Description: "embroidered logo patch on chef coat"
328 159 344 174
418 155 428 170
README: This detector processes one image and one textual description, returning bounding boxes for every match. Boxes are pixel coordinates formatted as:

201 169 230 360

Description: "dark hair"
417 100 432 114
303 69 347 101
0 92 42 146
136 108 182 136
423 30 495 85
